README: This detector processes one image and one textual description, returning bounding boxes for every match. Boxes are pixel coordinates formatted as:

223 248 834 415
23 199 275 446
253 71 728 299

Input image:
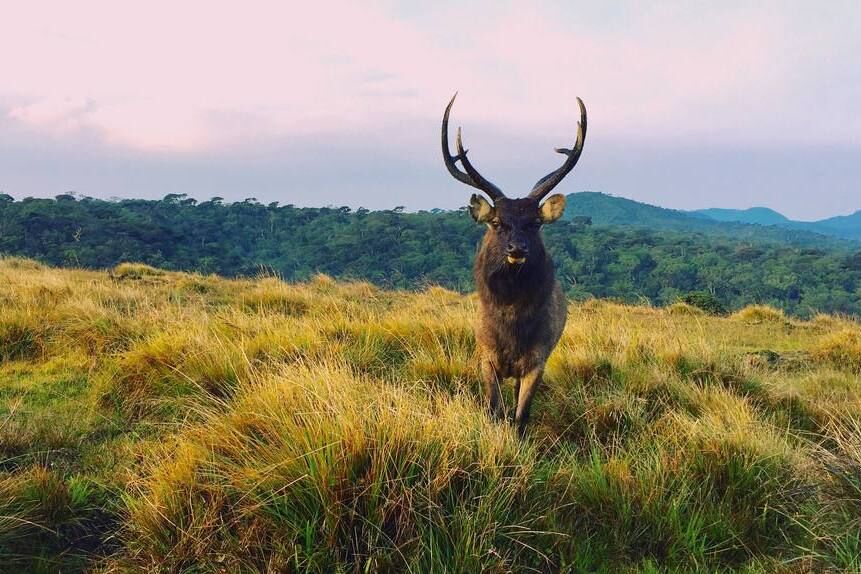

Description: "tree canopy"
1 195 859 317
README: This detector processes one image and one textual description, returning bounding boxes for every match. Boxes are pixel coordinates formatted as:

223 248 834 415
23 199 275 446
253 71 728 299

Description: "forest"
1 193 860 317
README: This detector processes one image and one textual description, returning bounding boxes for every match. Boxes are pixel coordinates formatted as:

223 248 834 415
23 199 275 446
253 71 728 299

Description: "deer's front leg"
511 378 521 423
515 366 543 437
480 358 503 421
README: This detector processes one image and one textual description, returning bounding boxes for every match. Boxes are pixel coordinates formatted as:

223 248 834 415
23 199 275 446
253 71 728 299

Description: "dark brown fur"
472 197 567 435
440 93 586 435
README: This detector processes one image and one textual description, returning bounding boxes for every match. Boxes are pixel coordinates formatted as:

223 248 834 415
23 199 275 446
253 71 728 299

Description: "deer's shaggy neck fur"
473 235 563 381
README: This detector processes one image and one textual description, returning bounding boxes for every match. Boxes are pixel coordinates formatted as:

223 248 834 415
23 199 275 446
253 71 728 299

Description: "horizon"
2 188 859 223
3 1 861 221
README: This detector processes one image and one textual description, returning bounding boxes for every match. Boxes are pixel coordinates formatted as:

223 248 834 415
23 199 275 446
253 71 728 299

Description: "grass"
0 256 859 572
731 304 788 324
111 262 165 281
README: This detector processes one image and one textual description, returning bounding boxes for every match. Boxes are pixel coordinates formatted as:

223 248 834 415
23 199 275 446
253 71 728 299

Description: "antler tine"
441 93 505 201
529 97 587 200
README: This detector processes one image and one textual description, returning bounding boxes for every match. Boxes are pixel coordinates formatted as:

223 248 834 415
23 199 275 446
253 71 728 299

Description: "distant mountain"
691 203 861 242
563 192 858 247
807 210 861 241
692 207 789 226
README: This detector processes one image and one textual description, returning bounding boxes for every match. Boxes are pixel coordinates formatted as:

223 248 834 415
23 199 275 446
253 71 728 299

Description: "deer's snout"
506 241 528 264
507 242 528 257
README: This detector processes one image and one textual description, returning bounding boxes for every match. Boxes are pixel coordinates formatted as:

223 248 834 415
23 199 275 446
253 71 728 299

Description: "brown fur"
442 92 586 435
471 196 567 435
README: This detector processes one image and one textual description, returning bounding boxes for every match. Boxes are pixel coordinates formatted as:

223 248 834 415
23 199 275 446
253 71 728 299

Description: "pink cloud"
2 1 859 153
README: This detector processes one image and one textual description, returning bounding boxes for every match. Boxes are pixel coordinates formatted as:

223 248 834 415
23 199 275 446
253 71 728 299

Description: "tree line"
1 193 859 317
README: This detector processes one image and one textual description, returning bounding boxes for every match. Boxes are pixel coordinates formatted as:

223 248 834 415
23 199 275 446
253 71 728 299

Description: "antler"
529 97 587 200
441 93 505 201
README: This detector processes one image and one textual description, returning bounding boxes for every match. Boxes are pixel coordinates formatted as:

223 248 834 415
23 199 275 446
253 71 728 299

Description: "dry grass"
814 329 861 372
0 258 859 572
111 262 165 280
666 301 706 316
731 304 789 324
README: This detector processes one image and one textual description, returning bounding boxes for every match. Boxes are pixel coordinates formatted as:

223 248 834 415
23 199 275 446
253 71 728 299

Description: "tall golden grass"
0 255 859 571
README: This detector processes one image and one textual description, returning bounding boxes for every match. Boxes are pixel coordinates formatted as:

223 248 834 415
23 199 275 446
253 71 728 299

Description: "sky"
1 1 860 220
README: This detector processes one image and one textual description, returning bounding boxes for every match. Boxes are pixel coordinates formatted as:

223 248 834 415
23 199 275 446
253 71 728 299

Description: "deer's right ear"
469 194 495 223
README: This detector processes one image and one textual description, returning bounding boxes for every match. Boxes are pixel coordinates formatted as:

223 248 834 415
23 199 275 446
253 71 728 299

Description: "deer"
441 93 587 436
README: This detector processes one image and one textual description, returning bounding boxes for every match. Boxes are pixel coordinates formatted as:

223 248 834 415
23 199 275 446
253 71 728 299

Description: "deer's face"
441 93 586 265
470 194 566 265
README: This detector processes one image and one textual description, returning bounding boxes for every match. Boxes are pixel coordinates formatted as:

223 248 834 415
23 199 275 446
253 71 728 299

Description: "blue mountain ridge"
563 192 861 243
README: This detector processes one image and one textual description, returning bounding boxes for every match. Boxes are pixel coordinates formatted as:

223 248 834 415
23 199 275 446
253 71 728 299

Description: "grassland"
0 256 859 572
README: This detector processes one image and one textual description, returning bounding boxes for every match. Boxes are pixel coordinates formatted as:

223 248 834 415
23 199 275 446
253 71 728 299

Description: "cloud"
1 1 860 218
6 0 853 150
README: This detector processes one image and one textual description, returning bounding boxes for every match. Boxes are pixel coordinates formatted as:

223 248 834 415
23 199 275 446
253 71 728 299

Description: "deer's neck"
474 243 554 308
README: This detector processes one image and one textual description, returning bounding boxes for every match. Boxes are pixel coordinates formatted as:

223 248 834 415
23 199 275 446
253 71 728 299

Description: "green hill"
693 206 790 226
682 199 861 242
564 191 698 228
809 210 861 240
564 192 856 246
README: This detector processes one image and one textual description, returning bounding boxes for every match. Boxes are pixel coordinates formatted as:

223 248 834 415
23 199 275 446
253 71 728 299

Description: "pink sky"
2 1 860 218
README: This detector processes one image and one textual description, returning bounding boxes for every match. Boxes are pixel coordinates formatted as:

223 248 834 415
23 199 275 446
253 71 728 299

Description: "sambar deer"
441 93 587 435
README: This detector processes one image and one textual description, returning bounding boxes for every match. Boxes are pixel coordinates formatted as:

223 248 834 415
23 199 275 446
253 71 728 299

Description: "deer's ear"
469 194 495 223
539 194 566 223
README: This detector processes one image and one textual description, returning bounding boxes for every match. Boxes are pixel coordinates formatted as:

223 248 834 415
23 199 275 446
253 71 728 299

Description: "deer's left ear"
539 194 566 223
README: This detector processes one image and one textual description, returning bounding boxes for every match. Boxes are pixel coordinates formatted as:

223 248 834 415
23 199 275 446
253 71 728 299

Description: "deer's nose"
507 243 528 256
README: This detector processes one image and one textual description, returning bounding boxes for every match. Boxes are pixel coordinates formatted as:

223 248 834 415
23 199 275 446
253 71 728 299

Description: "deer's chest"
477 302 547 378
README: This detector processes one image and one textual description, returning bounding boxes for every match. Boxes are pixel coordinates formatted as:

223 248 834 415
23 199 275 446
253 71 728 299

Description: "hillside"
0 257 859 571
809 210 861 240
564 191 702 229
565 191 858 245
1 195 860 317
687 201 861 242
693 207 790 226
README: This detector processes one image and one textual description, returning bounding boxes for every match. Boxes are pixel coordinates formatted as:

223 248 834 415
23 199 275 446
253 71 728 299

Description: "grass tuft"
0 318 45 362
731 304 788 324
813 328 861 372
112 262 165 280
667 301 706 316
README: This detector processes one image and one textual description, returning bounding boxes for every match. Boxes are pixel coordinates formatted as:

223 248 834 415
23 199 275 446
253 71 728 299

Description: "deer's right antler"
441 93 505 201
